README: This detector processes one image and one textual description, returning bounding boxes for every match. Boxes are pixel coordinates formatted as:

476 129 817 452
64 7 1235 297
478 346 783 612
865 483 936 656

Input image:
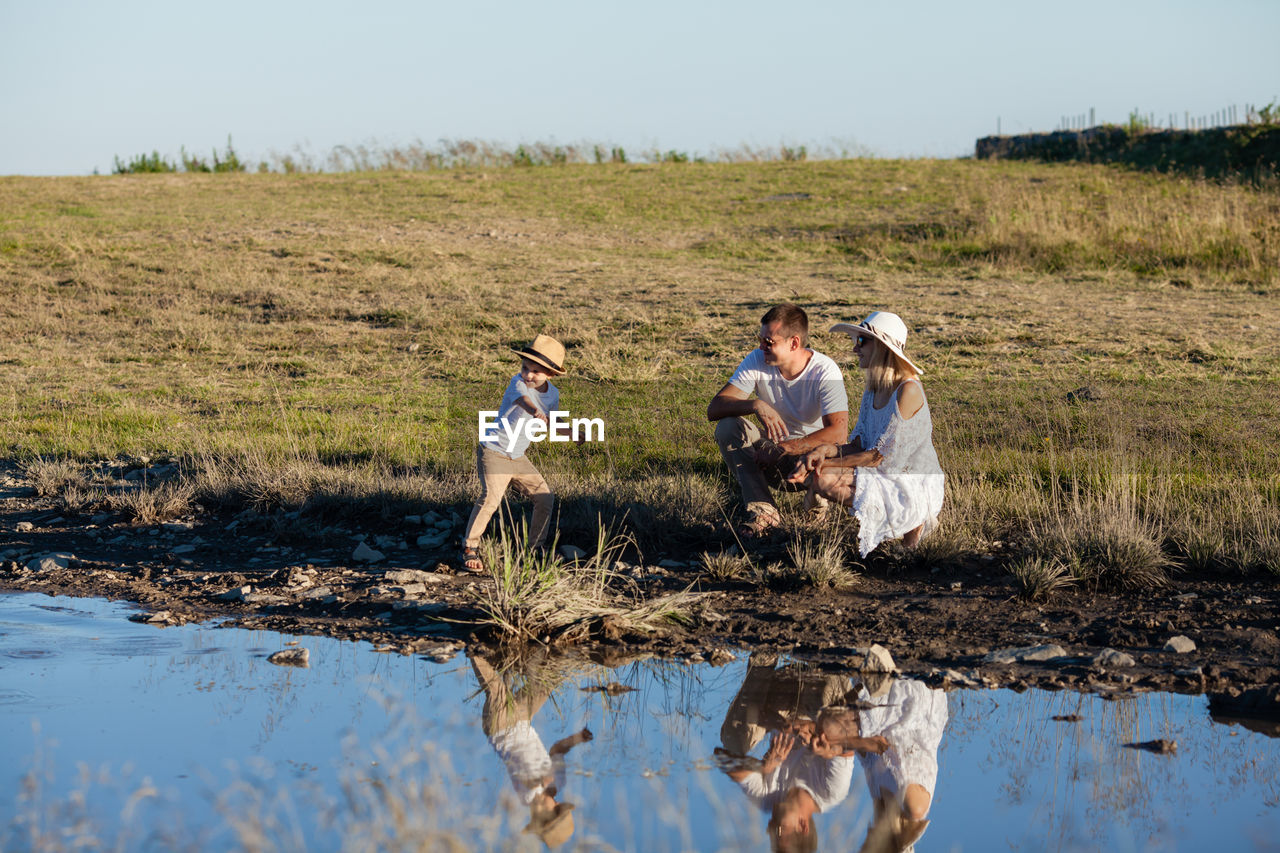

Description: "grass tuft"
786 533 859 590
477 517 699 643
1008 555 1076 601
22 458 88 499
698 549 753 582
107 481 196 525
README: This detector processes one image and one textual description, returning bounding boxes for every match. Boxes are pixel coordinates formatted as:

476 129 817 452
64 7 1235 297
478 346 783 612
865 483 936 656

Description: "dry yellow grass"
2 159 1277 574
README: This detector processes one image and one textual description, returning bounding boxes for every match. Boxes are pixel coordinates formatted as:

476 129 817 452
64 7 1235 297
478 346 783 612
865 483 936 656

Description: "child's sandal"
460 546 485 573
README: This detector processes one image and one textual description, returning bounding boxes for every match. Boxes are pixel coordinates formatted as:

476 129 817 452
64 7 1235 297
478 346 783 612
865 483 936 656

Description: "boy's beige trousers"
463 445 554 549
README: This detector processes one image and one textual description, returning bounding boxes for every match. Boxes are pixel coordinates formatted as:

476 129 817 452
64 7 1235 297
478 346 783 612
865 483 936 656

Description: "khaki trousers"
462 445 554 549
713 416 826 520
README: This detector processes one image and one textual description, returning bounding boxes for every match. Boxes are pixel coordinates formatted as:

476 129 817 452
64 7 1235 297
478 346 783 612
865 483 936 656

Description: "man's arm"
777 411 848 456
708 383 790 442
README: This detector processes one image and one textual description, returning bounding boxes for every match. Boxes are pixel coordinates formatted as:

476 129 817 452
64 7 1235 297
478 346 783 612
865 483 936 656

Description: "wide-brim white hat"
830 311 923 376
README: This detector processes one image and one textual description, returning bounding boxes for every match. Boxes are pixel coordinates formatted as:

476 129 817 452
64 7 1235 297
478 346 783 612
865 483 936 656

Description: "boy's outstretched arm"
549 727 593 756
513 394 548 423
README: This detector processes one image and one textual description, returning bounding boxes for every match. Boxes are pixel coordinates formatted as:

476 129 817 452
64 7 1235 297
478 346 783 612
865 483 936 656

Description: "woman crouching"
789 311 944 557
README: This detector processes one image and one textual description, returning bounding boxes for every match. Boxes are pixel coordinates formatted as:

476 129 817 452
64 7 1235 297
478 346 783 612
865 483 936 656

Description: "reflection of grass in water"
951 688 1280 851
5 679 876 852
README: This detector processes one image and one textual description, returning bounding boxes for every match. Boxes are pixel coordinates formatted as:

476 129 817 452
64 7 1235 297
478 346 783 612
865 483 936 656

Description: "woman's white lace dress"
850 379 945 557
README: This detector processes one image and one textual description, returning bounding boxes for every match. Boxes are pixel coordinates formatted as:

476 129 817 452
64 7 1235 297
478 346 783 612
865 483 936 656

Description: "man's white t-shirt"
480 374 560 459
726 349 849 439
734 749 857 814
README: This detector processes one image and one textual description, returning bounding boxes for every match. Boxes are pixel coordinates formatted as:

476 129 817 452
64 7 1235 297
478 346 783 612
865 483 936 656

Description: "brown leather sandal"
460 546 485 573
736 512 782 540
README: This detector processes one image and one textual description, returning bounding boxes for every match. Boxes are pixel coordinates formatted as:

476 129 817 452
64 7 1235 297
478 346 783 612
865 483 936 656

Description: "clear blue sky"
2 0 1276 175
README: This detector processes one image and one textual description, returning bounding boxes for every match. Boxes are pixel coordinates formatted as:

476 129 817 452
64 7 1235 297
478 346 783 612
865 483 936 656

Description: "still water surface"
2 592 1277 851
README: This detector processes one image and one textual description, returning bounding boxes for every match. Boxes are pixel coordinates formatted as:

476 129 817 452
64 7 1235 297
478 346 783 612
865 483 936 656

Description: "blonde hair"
863 338 917 393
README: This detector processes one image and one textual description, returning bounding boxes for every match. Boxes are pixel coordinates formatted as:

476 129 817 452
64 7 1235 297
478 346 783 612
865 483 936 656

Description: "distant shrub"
113 136 245 175
182 136 247 173
112 151 179 174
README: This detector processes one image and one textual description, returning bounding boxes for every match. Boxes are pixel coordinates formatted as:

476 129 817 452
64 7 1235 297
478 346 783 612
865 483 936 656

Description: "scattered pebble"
1093 648 1136 668
1124 738 1177 754
267 648 310 667
984 644 1068 664
352 542 385 563
1164 635 1196 654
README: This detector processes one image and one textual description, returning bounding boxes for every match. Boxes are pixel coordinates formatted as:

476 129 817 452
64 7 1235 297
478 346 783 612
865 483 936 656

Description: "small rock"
658 559 684 569
385 569 443 585
416 532 449 549
949 581 962 591
353 542 385 563
172 544 197 554
1164 635 1196 654
708 648 736 666
984 644 1068 664
688 652 705 663
128 610 182 626
1093 648 1136 668
267 648 310 667
300 586 334 599
390 583 427 597
217 585 252 601
1174 666 1204 677
1124 738 1177 754
403 515 422 525
560 545 587 561
26 553 74 572
421 643 458 662
15 521 34 533
942 668 979 687
242 593 288 605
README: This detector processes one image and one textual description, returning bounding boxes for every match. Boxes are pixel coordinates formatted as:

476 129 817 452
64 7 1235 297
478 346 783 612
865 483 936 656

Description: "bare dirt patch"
4 462 1277 717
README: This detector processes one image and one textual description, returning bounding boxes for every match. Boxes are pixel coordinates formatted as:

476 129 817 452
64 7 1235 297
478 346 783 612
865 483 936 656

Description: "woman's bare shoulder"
896 379 925 420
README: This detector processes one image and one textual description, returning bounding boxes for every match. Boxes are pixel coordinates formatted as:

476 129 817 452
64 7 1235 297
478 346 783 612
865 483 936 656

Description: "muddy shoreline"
3 471 1278 718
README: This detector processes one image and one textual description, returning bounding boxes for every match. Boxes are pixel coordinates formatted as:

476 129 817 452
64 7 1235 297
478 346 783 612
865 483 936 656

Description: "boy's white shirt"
480 374 560 459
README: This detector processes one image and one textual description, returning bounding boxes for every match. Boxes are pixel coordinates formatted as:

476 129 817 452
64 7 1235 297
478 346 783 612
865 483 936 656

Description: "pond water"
2 591 1278 852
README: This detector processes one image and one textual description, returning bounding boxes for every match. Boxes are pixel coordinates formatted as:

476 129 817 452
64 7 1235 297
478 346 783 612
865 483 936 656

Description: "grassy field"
2 159 1278 582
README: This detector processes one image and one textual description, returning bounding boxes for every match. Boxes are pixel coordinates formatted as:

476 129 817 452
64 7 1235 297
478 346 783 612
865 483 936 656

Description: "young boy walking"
461 334 567 572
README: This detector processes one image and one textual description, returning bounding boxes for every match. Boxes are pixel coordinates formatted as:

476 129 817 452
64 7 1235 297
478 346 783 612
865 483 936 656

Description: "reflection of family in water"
716 654 949 853
469 648 948 851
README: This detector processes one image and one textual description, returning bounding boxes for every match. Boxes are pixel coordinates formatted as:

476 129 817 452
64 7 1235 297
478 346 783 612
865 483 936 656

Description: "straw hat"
525 802 575 848
514 334 566 376
830 312 922 376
